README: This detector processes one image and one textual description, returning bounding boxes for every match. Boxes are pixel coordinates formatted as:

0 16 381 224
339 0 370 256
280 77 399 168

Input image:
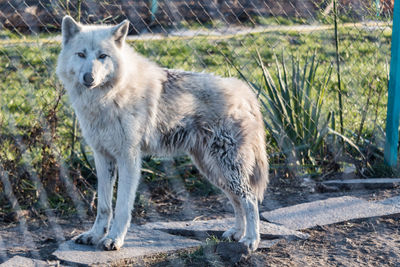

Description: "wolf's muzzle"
83 72 95 87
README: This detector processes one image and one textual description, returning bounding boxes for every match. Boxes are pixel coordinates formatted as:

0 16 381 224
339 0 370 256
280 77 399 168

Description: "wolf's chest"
74 102 126 154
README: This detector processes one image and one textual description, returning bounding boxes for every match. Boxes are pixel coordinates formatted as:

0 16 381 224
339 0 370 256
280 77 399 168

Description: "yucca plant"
235 51 334 168
260 52 333 166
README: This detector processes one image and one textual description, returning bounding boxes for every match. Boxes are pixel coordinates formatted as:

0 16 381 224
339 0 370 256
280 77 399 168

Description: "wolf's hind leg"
221 177 260 250
191 127 261 250
190 149 246 241
221 190 246 241
212 128 260 251
238 192 260 251
75 152 116 246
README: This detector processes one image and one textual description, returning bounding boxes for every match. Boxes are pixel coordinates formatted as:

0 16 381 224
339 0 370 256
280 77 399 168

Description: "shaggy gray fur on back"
150 69 269 200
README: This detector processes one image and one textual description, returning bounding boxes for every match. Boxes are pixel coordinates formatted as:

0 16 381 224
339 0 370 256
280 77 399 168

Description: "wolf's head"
57 16 130 90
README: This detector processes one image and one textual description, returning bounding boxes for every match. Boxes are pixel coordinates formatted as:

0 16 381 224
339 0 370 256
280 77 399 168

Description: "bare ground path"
0 21 391 46
1 180 400 266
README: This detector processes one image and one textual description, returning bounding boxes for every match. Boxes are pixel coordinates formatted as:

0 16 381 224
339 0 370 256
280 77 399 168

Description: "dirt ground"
1 178 400 266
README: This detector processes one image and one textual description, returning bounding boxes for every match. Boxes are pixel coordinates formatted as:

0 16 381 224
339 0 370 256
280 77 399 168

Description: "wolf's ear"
61 15 81 45
111 20 130 48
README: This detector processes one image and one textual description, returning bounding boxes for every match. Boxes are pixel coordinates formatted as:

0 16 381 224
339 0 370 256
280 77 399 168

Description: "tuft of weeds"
178 236 225 267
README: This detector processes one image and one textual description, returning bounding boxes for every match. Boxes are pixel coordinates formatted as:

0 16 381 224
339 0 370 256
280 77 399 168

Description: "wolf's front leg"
76 151 116 245
99 150 141 250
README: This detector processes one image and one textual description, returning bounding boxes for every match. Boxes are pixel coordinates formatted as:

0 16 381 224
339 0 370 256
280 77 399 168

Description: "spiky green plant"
236 52 333 167
261 53 333 165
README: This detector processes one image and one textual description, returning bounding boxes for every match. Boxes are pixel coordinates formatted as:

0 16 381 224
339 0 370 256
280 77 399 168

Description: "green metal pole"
150 0 158 23
376 0 380 18
384 1 400 167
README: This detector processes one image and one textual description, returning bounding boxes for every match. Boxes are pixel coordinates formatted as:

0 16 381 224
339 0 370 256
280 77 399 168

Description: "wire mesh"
0 0 395 264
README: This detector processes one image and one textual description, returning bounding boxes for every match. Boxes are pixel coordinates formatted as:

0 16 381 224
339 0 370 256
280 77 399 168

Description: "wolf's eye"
98 54 108 59
77 52 85 58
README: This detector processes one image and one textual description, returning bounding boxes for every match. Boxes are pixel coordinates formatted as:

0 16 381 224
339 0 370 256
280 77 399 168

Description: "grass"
0 23 392 214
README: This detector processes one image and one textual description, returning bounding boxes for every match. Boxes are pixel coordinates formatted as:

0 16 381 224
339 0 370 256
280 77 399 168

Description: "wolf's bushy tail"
249 138 269 202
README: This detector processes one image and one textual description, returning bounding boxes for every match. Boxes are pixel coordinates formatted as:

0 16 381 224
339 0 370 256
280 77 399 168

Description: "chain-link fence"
0 0 396 263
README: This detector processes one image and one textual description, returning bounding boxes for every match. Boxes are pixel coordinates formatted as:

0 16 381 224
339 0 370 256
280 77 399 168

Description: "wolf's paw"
99 236 123 251
222 227 244 241
239 235 260 251
75 231 104 246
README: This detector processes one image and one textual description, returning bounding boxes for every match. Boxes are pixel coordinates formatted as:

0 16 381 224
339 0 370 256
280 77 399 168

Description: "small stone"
0 256 48 267
315 182 340 193
3 210 30 223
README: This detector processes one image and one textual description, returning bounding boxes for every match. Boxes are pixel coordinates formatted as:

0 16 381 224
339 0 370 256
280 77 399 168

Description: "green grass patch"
0 25 391 213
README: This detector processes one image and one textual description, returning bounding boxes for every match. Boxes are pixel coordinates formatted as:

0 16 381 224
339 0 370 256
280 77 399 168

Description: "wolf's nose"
83 73 94 86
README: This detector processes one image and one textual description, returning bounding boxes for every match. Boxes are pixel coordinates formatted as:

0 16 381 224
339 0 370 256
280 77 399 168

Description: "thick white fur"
57 16 269 251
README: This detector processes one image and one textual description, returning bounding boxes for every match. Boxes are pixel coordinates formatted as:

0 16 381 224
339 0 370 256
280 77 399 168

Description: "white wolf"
57 16 268 251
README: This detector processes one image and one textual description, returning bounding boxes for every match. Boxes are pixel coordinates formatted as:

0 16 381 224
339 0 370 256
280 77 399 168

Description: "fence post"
384 1 400 167
376 0 380 17
150 0 158 23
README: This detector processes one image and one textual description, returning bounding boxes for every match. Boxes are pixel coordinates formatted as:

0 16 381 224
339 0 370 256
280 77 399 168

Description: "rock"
0 256 49 267
315 182 340 193
261 196 400 230
211 239 282 265
259 239 282 249
322 178 400 190
53 226 201 266
378 195 400 207
53 216 307 265
141 217 309 240
3 210 30 223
